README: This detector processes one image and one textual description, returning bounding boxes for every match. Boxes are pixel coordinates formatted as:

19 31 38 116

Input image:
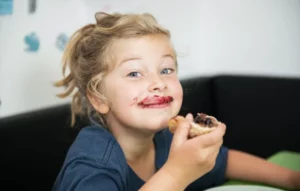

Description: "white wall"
0 0 300 117
0 0 88 117
128 0 300 78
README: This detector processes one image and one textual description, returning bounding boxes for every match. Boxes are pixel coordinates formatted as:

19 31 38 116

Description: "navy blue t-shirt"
53 126 228 191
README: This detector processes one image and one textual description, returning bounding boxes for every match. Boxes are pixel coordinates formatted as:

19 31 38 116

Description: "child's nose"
148 74 167 92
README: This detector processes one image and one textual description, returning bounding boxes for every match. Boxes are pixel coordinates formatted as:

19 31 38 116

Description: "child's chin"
144 121 169 132
140 126 166 135
148 115 169 124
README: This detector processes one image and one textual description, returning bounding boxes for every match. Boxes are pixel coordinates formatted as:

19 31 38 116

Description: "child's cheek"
127 92 145 106
129 97 138 106
170 80 183 97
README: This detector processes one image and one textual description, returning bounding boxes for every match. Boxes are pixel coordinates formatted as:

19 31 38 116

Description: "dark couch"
1 74 300 190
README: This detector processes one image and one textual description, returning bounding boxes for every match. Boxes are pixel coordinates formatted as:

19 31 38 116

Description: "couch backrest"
0 104 81 190
179 77 214 116
212 75 300 157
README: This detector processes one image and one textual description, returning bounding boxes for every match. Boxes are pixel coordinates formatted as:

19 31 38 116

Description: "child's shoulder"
54 126 129 190
65 125 127 167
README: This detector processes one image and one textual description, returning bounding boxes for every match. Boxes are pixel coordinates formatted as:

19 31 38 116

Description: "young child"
53 12 300 191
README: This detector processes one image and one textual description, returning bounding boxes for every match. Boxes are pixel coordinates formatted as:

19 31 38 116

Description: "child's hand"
163 113 226 187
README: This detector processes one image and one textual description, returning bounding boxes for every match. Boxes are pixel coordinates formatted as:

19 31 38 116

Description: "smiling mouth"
138 95 174 108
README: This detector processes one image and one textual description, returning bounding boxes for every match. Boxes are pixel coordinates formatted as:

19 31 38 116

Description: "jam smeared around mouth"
138 95 173 106
194 113 218 128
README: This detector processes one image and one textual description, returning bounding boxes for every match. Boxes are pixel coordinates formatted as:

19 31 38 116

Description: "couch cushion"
212 75 300 158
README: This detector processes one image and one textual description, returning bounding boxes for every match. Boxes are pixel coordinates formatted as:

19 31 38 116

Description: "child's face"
103 35 183 132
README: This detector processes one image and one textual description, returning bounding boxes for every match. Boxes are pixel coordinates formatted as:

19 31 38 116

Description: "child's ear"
87 92 110 114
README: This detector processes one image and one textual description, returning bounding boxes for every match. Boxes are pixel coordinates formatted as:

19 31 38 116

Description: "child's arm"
226 149 298 190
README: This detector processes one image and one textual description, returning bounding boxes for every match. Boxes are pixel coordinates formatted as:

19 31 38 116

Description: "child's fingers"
192 123 226 147
171 113 193 150
185 113 194 122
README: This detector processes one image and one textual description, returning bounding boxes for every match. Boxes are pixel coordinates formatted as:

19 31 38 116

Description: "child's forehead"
110 35 176 62
113 35 171 48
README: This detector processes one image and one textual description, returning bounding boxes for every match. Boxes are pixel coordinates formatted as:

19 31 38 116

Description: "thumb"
192 122 226 147
170 113 193 150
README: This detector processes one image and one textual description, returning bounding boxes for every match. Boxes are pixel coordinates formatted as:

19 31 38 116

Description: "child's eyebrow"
119 54 175 67
162 54 175 61
119 57 142 66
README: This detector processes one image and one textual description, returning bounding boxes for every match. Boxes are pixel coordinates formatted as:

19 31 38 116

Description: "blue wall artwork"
0 0 13 15
24 32 40 52
56 33 69 52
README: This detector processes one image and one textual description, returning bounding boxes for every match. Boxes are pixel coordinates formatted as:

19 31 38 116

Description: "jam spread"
194 113 217 128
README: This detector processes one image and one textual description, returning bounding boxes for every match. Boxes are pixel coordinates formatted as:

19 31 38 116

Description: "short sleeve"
52 157 125 191
210 146 229 185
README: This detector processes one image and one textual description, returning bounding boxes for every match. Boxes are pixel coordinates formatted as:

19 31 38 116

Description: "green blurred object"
224 151 300 191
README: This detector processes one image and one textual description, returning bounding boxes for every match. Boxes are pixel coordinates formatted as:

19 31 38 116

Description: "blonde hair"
55 12 174 127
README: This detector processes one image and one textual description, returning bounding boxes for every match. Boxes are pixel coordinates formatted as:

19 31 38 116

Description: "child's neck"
109 124 157 181
113 128 155 162
114 130 156 181
110 124 155 161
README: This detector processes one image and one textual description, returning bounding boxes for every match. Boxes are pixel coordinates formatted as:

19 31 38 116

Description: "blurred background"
0 0 299 118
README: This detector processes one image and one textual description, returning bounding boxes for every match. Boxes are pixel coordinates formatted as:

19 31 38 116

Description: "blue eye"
127 72 142 77
161 68 174 75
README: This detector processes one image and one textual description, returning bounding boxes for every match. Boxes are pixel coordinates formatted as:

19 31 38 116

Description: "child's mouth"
138 95 174 108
